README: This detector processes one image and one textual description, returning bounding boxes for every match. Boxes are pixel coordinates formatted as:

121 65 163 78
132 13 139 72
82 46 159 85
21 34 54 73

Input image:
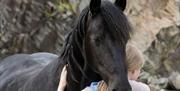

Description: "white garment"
82 80 150 91
129 80 150 91
82 87 93 91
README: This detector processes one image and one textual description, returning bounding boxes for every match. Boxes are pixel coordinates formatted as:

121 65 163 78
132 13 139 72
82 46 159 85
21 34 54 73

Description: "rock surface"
0 0 75 58
126 0 180 52
0 0 180 90
126 0 180 90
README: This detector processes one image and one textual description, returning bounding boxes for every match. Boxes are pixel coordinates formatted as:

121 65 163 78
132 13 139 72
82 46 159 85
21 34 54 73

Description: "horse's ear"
90 0 101 16
114 0 126 11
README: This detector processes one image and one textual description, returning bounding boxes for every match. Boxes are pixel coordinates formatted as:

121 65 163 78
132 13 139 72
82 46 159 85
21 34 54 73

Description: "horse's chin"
107 78 132 91
108 84 132 91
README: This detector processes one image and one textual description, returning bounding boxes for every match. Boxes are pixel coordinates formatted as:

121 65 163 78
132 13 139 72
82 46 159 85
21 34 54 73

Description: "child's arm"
57 65 67 91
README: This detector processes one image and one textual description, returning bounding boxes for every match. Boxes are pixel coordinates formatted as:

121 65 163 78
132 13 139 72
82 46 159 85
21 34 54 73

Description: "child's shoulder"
129 80 150 91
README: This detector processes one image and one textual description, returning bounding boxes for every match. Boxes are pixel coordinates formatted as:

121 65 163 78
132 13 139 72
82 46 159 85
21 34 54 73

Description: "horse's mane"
60 0 132 83
60 7 89 82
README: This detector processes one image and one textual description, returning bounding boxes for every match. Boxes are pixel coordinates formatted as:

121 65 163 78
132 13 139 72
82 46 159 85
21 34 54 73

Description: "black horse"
0 0 132 91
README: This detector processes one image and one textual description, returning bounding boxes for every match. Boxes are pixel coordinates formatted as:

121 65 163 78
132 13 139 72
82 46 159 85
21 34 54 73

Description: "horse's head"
61 0 132 91
84 0 132 91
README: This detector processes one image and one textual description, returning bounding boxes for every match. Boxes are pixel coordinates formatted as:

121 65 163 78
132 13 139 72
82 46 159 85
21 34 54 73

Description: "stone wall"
126 0 179 51
0 0 179 90
0 0 75 58
126 0 180 90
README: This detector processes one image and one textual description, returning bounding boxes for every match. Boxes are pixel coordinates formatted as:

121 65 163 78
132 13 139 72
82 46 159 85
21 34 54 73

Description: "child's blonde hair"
97 43 145 91
126 43 145 71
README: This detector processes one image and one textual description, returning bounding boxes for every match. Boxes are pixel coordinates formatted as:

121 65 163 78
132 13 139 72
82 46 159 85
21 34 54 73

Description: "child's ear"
131 70 136 74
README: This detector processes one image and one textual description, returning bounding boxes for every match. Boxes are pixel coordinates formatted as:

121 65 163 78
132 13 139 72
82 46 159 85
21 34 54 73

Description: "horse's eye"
90 33 104 46
94 35 104 46
95 37 101 43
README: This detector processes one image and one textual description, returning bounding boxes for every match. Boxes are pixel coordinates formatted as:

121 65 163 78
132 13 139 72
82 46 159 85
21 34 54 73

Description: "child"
126 44 150 91
58 44 150 91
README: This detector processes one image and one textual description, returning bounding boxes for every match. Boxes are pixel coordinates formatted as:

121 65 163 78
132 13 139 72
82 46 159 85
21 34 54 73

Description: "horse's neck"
27 58 66 91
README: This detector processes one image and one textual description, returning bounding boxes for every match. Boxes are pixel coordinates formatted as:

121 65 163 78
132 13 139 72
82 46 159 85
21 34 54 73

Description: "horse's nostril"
112 89 116 91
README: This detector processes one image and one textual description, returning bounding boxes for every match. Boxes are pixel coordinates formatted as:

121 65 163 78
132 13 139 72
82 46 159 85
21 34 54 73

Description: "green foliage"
56 1 78 15
58 3 71 12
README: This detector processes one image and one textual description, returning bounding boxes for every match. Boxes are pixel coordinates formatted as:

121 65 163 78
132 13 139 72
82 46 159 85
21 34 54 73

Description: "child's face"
131 68 141 80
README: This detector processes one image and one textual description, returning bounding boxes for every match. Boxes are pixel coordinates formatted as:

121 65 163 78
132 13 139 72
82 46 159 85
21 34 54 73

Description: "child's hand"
57 65 67 91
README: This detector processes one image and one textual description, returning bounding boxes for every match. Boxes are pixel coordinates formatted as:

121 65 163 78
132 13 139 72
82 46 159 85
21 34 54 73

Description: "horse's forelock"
100 1 132 46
